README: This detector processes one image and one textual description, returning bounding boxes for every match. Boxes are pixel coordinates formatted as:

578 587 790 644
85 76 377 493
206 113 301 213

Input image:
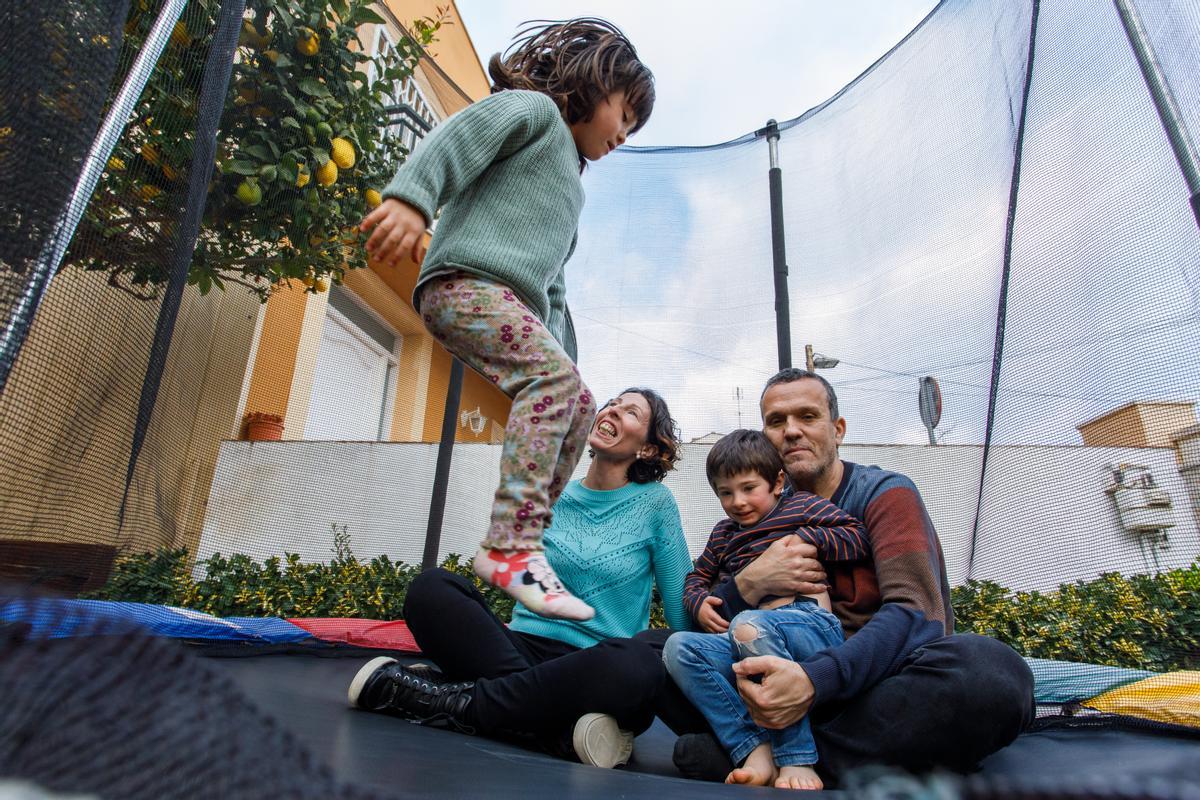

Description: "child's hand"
697 595 729 633
360 198 428 268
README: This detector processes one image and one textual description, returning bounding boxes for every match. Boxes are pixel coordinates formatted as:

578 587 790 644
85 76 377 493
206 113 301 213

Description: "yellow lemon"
140 143 160 165
315 159 337 187
330 137 355 169
365 189 382 209
295 168 310 188
139 184 162 201
314 275 330 293
161 163 178 181
239 19 271 49
295 28 319 57
301 268 316 288
235 179 262 206
107 156 126 171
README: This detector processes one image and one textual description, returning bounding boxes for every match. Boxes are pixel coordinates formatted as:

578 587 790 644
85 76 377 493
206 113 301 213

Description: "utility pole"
804 345 839 372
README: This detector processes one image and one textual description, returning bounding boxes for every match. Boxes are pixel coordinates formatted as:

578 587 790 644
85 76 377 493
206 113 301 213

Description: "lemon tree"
67 0 444 300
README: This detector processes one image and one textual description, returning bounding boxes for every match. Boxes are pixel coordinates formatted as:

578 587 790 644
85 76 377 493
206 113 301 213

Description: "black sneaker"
405 662 446 683
347 656 476 733
672 732 733 782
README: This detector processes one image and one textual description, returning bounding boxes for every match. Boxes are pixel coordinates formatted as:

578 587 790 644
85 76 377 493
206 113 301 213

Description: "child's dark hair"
489 18 655 135
706 429 784 490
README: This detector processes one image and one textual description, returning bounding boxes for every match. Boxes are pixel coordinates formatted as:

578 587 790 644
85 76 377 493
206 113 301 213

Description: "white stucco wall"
198 441 1200 591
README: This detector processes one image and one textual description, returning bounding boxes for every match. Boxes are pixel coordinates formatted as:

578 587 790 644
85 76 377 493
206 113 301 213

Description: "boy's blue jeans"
663 600 843 768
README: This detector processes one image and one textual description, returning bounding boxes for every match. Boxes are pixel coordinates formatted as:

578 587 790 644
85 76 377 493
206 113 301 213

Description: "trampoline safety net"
1 0 1199 797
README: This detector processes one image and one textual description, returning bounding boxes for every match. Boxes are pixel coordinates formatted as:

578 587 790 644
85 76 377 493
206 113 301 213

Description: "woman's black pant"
403 568 665 741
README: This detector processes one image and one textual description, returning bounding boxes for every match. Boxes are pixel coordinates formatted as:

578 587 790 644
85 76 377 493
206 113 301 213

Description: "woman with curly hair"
349 388 692 768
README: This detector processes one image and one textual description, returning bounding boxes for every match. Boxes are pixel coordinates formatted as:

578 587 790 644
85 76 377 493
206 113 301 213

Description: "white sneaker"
572 712 634 768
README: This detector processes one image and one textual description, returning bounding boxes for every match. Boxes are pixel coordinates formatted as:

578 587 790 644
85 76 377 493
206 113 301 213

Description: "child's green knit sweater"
509 479 695 648
383 89 583 359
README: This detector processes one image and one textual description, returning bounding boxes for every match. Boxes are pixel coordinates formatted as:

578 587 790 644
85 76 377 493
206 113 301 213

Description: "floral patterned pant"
420 273 593 550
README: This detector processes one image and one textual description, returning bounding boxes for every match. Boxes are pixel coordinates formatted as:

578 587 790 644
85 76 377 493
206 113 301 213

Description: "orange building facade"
240 0 512 445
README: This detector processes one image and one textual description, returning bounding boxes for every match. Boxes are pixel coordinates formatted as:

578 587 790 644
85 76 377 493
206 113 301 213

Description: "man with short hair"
653 368 1033 784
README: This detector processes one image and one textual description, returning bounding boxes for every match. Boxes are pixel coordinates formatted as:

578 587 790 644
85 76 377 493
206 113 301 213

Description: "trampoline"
212 650 1200 799
3 599 1198 798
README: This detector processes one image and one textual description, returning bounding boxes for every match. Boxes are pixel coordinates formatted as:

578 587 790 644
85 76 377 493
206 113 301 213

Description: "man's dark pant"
637 628 1035 784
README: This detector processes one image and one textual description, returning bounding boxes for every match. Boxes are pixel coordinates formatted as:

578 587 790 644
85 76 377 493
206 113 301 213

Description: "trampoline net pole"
1113 0 1200 229
422 357 464 571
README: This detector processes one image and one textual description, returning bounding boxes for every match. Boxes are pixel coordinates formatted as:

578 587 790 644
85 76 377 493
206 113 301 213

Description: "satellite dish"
918 377 942 444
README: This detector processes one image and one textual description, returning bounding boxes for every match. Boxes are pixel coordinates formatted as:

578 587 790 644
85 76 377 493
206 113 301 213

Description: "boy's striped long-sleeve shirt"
682 491 868 624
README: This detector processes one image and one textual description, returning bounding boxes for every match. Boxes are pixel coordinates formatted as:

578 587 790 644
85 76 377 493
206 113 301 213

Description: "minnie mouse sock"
473 547 595 621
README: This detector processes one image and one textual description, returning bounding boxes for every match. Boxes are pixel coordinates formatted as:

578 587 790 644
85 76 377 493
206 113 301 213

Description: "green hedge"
84 524 673 626
951 565 1200 672
85 541 1195 670
84 528 517 621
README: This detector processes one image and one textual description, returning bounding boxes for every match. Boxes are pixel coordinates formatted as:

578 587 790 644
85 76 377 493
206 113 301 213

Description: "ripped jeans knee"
727 604 844 664
729 611 776 660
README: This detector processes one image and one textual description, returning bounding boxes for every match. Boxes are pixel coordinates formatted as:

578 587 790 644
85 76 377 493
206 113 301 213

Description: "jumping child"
359 19 654 620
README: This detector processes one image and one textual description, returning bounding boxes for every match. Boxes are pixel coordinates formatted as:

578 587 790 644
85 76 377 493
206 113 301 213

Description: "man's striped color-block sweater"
711 461 952 709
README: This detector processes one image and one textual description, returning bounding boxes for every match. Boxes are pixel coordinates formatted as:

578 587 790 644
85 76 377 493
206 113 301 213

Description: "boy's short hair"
706 429 784 489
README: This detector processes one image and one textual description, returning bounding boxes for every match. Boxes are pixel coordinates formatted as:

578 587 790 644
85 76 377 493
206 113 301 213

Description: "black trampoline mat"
205 650 1200 798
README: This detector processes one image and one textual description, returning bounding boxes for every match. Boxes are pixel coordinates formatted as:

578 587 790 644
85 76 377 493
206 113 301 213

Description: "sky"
446 1 1200 445
453 1 939 147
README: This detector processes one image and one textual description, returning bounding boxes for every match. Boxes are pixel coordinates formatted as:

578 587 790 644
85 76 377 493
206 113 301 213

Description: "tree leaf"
352 7 385 26
228 160 258 175
297 77 331 97
243 144 273 162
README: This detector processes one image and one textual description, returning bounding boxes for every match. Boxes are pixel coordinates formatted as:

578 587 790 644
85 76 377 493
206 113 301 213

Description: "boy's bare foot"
725 742 776 786
776 764 823 790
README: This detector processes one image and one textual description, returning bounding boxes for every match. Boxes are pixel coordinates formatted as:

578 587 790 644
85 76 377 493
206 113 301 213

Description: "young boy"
666 429 869 790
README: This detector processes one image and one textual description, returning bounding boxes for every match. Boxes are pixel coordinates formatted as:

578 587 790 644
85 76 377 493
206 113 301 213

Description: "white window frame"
369 26 439 152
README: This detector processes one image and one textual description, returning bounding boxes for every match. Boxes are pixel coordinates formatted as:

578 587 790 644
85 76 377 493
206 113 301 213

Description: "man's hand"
733 656 815 729
733 535 827 606
696 596 729 633
360 198 427 268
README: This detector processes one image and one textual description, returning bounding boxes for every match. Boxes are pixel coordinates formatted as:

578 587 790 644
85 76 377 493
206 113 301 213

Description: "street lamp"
804 344 839 371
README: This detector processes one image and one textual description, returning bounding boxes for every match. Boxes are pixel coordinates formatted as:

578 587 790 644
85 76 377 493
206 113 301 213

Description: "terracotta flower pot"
243 412 284 441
